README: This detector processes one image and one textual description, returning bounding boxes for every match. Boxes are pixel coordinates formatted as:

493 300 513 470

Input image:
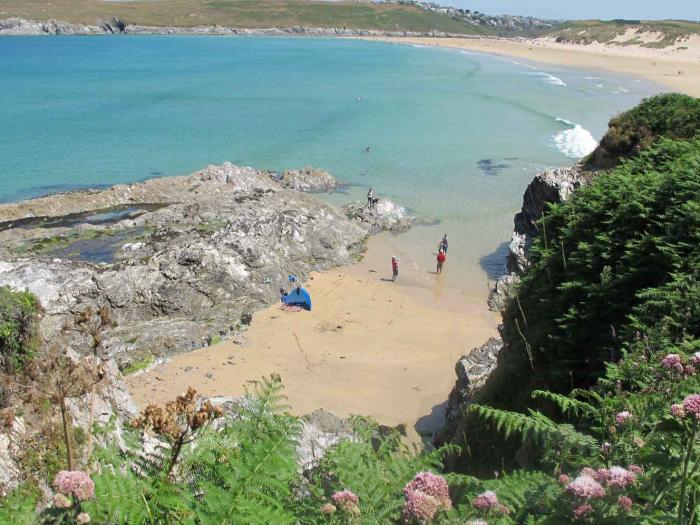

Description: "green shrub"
0 286 39 373
593 93 700 166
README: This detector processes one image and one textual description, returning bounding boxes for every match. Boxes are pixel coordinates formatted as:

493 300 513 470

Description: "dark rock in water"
477 159 509 177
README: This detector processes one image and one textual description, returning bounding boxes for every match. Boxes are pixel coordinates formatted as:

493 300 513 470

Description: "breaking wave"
551 118 598 159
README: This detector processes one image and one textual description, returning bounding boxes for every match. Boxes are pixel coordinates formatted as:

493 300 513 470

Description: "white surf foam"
538 72 567 86
551 120 598 159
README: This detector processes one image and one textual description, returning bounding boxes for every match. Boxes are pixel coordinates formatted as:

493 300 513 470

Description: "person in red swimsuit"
436 249 446 274
391 256 399 281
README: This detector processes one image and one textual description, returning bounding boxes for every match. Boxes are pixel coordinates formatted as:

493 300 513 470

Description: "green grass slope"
0 0 487 34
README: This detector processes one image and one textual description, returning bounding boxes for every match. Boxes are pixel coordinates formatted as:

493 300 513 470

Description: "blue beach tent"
281 286 312 311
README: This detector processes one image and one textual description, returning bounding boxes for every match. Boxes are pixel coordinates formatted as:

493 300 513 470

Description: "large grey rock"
0 163 368 369
296 409 356 472
278 167 340 192
507 165 586 274
342 198 416 234
443 337 503 427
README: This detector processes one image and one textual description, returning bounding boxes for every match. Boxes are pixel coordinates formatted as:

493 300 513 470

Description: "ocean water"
0 36 661 297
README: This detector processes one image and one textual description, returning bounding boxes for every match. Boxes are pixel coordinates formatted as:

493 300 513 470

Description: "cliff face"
444 163 591 441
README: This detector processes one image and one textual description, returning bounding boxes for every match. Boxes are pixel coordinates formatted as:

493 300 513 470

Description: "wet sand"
126 236 498 435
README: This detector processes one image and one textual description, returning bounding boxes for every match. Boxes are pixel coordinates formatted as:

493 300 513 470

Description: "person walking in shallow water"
391 256 399 281
440 234 448 254
436 249 446 275
367 188 374 207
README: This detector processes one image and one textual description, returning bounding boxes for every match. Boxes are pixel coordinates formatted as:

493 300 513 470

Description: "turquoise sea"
0 36 661 295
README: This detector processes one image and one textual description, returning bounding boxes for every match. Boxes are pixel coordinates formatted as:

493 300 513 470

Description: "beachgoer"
391 256 399 281
441 234 448 254
367 188 374 207
436 249 446 274
365 145 371 153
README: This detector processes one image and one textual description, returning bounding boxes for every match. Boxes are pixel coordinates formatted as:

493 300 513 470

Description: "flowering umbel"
402 471 452 522
52 470 95 501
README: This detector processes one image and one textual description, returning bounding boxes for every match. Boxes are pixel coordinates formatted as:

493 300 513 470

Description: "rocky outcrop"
442 337 503 429
488 165 588 310
506 165 586 274
277 167 340 193
0 17 104 35
0 17 473 38
296 409 356 472
342 198 417 234
0 163 369 370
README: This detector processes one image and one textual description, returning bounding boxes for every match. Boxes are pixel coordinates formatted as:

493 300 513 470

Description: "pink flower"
628 464 644 476
558 474 570 485
671 403 686 418
566 475 606 499
662 353 682 370
605 466 636 489
52 471 94 501
403 490 440 521
403 472 451 505
472 490 500 511
76 513 91 524
52 493 71 509
618 496 633 513
691 352 700 367
685 365 696 376
573 503 593 519
321 503 336 515
580 467 597 478
402 471 452 520
331 490 359 514
682 394 700 420
615 411 632 426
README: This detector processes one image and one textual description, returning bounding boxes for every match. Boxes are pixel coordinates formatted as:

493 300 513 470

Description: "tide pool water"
0 36 660 297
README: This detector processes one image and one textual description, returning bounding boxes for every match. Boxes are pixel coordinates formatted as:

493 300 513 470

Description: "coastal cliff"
0 17 471 38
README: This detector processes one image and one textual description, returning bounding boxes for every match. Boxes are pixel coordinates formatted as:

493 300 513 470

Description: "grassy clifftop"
0 0 486 34
548 19 700 47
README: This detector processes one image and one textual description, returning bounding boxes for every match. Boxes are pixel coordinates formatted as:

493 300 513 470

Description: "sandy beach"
362 35 700 97
127 235 499 435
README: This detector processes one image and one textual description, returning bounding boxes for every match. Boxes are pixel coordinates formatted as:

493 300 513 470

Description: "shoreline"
126 235 499 436
357 36 700 97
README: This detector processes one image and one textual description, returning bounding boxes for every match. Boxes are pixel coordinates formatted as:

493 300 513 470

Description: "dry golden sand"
361 36 700 97
127 236 498 434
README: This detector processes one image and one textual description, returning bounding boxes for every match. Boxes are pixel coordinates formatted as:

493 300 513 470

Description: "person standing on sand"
391 256 399 281
367 188 374 207
436 249 446 275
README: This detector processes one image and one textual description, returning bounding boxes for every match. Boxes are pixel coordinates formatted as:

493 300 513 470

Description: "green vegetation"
549 19 700 47
0 286 39 373
195 219 229 235
594 93 700 165
15 229 116 255
0 0 486 34
122 354 154 375
6 368 700 523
